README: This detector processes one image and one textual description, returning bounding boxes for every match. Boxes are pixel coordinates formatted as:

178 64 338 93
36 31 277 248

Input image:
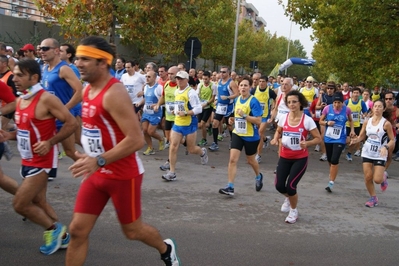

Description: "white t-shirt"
120 72 146 104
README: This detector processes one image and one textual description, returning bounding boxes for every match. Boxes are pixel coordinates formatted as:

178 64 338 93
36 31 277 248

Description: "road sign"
184 37 202 58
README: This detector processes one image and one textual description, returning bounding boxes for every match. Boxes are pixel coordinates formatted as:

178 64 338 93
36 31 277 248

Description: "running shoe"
346 153 352 161
285 208 298 224
325 181 334 192
60 233 70 249
143 147 155 155
162 171 177 181
281 197 290 212
3 141 13 161
365 196 378 208
314 144 320 152
164 142 170 149
354 150 361 156
161 238 181 266
200 148 208 165
217 134 223 141
160 161 170 171
209 142 219 151
255 173 263 192
159 138 166 151
263 136 270 149
219 186 234 196
40 222 66 255
381 171 388 192
255 154 261 163
197 139 207 146
58 150 66 160
319 154 327 161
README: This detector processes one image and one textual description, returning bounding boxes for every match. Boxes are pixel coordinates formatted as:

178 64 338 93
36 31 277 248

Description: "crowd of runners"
0 36 398 264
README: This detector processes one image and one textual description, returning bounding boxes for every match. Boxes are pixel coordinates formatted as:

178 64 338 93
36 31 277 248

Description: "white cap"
6 46 14 53
176 71 189 79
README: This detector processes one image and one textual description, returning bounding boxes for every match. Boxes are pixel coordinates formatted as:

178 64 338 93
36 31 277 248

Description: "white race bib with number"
126 85 134 96
352 112 359 121
235 118 247 134
325 125 343 140
175 101 185 113
260 103 265 111
165 101 174 114
282 131 301 150
17 129 33 159
143 102 154 114
216 104 227 115
363 138 381 157
81 127 105 157
315 110 322 118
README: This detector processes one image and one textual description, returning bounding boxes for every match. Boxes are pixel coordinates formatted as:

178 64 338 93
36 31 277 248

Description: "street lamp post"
231 0 240 72
285 20 293 75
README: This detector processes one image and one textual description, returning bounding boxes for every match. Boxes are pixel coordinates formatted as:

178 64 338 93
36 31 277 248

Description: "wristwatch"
97 156 106 167
184 111 188 116
242 114 248 119
384 144 390 150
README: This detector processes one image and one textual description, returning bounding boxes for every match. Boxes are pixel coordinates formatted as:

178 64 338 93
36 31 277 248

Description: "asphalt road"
0 133 399 266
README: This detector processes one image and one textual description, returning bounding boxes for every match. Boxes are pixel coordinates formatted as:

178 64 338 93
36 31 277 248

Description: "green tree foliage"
35 0 309 75
282 0 399 87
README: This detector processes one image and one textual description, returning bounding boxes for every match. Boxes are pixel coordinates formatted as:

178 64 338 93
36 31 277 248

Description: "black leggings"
325 143 345 165
275 157 308 196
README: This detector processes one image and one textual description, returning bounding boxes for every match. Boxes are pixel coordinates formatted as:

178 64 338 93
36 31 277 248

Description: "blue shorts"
20 165 57 179
56 106 81 131
141 114 162 126
172 124 197 136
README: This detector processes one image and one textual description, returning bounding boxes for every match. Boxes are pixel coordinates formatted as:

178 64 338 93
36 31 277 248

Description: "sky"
247 0 315 58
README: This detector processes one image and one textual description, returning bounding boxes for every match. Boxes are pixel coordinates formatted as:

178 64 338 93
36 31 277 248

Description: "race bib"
325 125 343 140
352 112 359 121
315 110 322 118
235 118 247 134
143 102 154 114
17 129 33 159
364 139 380 157
216 104 227 115
81 127 105 157
165 101 174 114
260 103 265 111
282 131 301 150
175 101 185 113
125 85 134 95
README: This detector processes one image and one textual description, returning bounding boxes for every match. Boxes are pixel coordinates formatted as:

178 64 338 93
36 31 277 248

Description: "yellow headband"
76 45 113 65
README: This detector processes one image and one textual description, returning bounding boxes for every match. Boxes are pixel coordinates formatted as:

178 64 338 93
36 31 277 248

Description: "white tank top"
361 117 388 161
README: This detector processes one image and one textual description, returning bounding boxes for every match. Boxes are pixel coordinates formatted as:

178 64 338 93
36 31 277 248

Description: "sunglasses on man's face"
39 46 55 51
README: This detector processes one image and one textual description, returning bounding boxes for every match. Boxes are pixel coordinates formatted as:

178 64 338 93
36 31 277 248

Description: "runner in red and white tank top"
270 90 321 224
15 89 57 168
68 37 180 265
6 61 78 256
280 113 312 159
81 77 144 180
